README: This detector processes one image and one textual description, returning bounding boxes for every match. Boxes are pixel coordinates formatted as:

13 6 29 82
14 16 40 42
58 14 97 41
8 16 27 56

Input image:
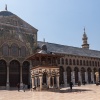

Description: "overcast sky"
1 0 100 50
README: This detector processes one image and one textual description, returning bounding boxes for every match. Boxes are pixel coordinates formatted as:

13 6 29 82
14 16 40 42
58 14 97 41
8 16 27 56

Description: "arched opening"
66 67 72 84
99 68 100 81
87 68 92 83
22 61 30 85
2 44 9 56
81 67 85 83
43 72 47 85
0 60 7 86
59 66 64 85
74 67 79 83
9 60 20 87
93 68 97 83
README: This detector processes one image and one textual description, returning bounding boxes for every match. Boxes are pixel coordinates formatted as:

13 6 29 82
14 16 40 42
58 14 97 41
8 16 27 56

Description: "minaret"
82 28 89 49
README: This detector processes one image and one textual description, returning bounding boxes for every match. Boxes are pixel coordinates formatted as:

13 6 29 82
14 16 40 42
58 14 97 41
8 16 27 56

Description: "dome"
0 10 14 16
41 44 47 51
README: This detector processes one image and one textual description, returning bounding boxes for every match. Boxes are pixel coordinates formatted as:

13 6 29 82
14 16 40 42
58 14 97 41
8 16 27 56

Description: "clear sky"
0 0 100 50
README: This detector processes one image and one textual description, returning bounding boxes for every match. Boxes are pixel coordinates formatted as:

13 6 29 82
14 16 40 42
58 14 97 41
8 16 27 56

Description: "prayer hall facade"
0 6 100 90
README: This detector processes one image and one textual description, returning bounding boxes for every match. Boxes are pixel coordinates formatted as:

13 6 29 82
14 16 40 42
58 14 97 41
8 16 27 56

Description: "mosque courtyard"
0 84 100 100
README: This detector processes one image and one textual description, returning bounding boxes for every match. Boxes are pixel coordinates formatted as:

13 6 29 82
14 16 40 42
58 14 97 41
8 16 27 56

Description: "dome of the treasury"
0 9 38 55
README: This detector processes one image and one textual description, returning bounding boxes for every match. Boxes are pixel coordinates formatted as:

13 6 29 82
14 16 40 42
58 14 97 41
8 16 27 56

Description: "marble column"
39 76 42 90
20 65 23 89
32 77 35 88
63 71 67 87
78 72 82 84
91 72 94 84
71 71 75 85
56 75 59 88
6 64 10 90
85 72 88 84
35 77 38 87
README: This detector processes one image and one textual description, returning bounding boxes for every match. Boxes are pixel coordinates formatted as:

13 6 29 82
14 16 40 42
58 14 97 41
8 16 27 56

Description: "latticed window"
11 44 19 56
2 44 9 56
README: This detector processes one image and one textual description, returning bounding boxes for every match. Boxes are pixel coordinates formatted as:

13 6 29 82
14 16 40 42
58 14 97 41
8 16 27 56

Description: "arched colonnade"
0 59 30 89
59 66 100 86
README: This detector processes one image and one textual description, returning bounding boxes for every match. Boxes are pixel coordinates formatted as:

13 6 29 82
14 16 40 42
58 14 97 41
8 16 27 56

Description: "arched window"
98 62 99 67
86 60 88 66
61 58 64 65
69 59 72 65
11 44 19 56
80 60 82 65
73 59 75 65
77 60 79 65
20 46 26 57
2 44 9 56
83 60 85 66
89 61 91 66
57 58 60 64
95 61 97 66
65 59 68 65
92 61 94 66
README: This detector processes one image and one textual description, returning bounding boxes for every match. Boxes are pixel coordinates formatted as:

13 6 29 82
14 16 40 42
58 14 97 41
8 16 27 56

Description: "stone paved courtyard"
0 84 100 100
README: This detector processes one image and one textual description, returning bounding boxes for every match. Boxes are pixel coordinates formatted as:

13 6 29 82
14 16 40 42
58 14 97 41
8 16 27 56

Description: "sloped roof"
0 10 38 31
38 41 100 58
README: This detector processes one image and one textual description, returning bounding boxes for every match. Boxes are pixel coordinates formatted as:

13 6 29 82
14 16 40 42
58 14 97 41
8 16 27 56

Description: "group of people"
17 83 26 92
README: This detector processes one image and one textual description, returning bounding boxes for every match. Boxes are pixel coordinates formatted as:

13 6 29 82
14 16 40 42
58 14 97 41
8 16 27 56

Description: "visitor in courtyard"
17 83 20 91
78 81 81 86
23 84 26 92
69 81 73 90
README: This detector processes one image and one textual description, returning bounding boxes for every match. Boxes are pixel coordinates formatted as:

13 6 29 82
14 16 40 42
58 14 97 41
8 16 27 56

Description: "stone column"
71 71 75 85
32 77 35 88
85 71 88 84
47 76 50 88
91 72 94 83
78 72 82 84
20 64 23 89
56 75 59 88
35 77 38 87
6 63 10 90
39 76 42 90
63 71 67 87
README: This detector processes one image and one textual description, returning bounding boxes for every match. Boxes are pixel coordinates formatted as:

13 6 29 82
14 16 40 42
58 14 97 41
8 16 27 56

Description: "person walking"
69 81 73 90
17 83 20 91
